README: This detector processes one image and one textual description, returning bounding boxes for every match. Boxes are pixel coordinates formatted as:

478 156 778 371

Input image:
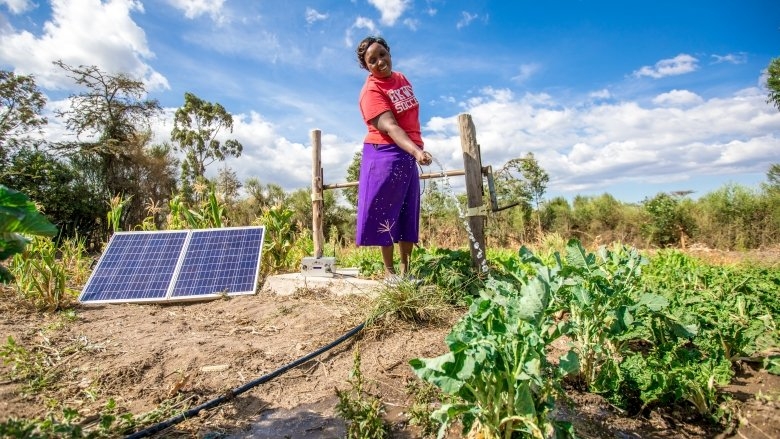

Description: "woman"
355 36 432 283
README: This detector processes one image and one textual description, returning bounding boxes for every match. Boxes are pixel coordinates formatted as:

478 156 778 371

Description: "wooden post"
458 114 487 272
311 129 325 258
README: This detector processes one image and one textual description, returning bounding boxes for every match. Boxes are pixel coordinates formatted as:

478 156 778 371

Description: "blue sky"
1 0 778 203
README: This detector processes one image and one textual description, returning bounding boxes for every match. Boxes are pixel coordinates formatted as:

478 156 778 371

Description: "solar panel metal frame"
78 226 265 305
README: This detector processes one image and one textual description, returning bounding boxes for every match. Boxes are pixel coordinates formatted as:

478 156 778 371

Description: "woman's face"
364 42 392 78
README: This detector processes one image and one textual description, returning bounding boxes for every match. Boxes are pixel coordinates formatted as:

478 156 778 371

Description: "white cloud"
221 111 357 190
36 79 779 201
711 52 747 64
0 0 34 13
305 7 328 24
0 0 169 91
367 0 410 26
403 18 419 30
589 89 611 100
456 11 477 29
166 0 226 22
346 16 377 48
632 54 698 79
652 89 704 107
417 85 779 197
511 63 539 83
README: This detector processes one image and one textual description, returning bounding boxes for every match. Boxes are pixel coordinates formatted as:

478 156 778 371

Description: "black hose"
124 322 365 439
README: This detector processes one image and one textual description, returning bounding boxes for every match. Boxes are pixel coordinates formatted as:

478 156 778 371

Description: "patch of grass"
275 304 294 316
367 281 452 327
43 309 79 332
0 396 192 438
0 336 58 394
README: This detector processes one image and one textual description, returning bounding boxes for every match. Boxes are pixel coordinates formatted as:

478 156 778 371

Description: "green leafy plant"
620 343 733 421
165 194 187 230
165 184 227 230
410 270 577 439
10 236 76 311
643 250 779 366
259 205 308 275
106 194 132 233
412 247 483 301
623 249 780 422
0 397 189 438
551 240 666 394
58 235 91 287
405 380 444 438
0 407 87 438
0 185 57 283
335 349 388 439
203 183 224 228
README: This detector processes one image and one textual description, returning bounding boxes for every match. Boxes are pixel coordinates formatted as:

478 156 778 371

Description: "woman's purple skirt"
356 143 420 246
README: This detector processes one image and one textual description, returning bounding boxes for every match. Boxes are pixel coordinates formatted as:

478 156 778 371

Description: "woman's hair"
356 36 390 70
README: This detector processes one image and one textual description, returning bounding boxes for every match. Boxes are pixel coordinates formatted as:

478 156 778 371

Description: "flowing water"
428 157 490 274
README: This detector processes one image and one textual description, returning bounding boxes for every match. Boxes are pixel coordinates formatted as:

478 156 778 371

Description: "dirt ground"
1 270 779 438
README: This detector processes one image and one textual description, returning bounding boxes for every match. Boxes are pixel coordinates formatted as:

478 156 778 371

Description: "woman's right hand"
416 151 432 166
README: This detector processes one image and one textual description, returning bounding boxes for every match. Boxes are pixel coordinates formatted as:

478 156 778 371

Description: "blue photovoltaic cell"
171 228 264 298
79 231 188 303
78 227 264 304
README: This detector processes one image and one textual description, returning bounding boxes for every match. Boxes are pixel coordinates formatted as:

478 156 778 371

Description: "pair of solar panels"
79 227 265 304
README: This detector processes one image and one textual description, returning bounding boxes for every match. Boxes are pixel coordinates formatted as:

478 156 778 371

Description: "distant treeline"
420 171 780 251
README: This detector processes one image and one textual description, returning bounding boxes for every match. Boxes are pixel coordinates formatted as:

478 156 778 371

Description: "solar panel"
79 227 265 304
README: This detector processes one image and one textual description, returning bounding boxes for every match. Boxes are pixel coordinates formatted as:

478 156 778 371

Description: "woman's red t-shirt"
359 71 423 146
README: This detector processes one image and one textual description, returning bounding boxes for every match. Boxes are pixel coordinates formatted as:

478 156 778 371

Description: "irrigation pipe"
124 322 365 439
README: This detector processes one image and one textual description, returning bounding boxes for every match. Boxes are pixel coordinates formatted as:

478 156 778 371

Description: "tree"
171 92 242 180
54 60 161 156
52 60 163 215
286 187 353 245
0 70 47 154
421 179 457 219
228 178 289 226
494 152 549 238
763 164 780 244
493 161 530 210
767 57 780 112
0 144 106 242
344 150 362 209
119 136 179 229
518 152 549 230
539 196 573 236
766 163 780 190
642 192 695 248
245 178 286 208
216 165 241 205
695 183 771 250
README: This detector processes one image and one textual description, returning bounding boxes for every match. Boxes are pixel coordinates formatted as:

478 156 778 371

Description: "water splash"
429 157 490 274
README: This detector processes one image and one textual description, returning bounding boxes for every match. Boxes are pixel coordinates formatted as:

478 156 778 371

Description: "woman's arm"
371 111 432 165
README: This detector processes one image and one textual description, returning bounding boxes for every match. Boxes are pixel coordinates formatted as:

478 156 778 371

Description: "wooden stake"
458 114 488 272
311 129 324 258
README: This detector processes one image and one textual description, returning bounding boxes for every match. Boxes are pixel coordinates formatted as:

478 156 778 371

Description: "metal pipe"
322 169 467 190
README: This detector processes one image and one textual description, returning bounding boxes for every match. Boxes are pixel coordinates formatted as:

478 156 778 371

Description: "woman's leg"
381 245 395 275
399 241 414 275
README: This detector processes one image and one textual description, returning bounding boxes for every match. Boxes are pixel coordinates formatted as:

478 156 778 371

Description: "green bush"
0 185 57 283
